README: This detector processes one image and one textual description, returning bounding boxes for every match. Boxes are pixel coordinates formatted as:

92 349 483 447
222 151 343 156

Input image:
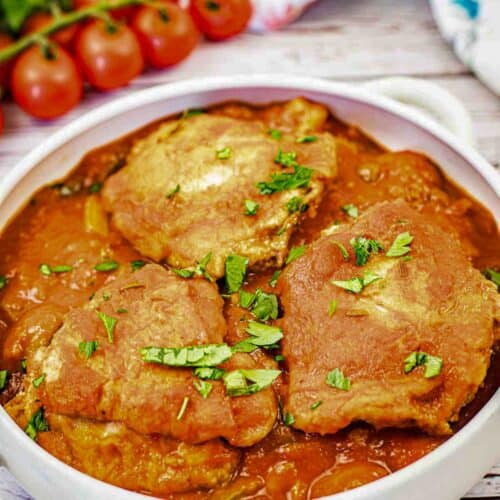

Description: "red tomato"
11 44 83 119
189 0 252 41
75 20 144 91
22 12 79 49
0 32 14 91
73 0 137 20
131 3 199 68
0 104 4 134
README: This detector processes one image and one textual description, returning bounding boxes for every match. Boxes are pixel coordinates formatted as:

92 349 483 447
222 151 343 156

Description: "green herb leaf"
283 412 295 425
79 340 99 360
176 396 189 420
245 321 283 345
257 165 313 195
96 311 117 343
0 370 8 391
275 354 285 362
172 268 195 279
239 289 256 309
404 351 443 378
332 241 350 261
20 359 27 373
194 367 225 380
250 290 279 321
183 109 204 119
296 135 317 143
195 252 214 282
342 204 358 218
32 373 46 388
269 270 281 288
25 407 49 441
89 182 102 194
130 260 146 272
386 232 414 257
223 369 281 397
274 149 298 168
166 184 180 199
483 268 500 288
51 265 73 273
216 147 232 160
244 199 259 216
331 270 382 294
141 344 233 367
225 254 248 294
328 299 337 317
1 0 50 32
39 263 52 276
350 236 384 266
116 307 128 314
95 261 119 272
326 368 351 391
0 275 8 290
268 129 282 140
286 245 306 265
193 379 212 399
310 401 322 410
287 196 308 214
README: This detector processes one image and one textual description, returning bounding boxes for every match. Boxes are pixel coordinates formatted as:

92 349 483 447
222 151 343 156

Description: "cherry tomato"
75 20 144 91
11 44 83 120
131 2 199 68
22 12 80 49
73 0 137 20
0 32 14 91
0 104 4 134
189 0 252 41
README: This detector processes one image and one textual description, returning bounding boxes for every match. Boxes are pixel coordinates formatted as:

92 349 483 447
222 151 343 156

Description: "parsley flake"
287 196 308 214
244 199 259 216
310 401 322 410
483 268 500 288
96 311 117 343
194 367 225 380
79 340 99 359
141 344 233 367
328 299 337 317
274 149 298 168
182 109 204 119
269 270 281 288
95 261 119 272
33 373 46 388
268 129 282 140
326 368 351 391
404 351 443 378
89 182 102 194
283 412 295 426
286 245 306 265
25 407 49 441
332 241 350 261
224 254 248 294
386 232 413 257
166 184 180 199
331 270 382 294
0 275 8 289
342 204 359 218
257 165 313 195
239 289 279 321
0 370 8 390
193 379 212 399
296 135 317 143
223 369 280 397
350 236 384 266
39 264 52 276
216 147 232 160
131 260 146 272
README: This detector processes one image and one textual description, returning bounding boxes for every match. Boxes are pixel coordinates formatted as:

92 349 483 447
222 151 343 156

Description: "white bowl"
0 75 498 500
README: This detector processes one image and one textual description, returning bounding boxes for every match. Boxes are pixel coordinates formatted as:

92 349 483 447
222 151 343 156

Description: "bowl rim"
0 74 498 500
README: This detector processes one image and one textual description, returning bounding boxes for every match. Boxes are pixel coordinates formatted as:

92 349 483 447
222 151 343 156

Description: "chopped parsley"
25 407 49 441
193 379 213 399
386 232 413 257
20 359 27 373
268 129 282 140
287 196 308 214
32 373 46 388
194 367 225 380
131 260 146 272
283 412 295 426
176 396 189 420
172 268 195 279
257 165 313 195
89 182 102 194
216 147 232 160
239 289 279 321
0 275 8 290
404 351 443 378
310 401 322 410
172 253 214 282
275 354 285 362
0 370 8 390
328 299 337 317
94 261 119 272
331 270 382 294
286 245 306 265
342 204 358 218
51 265 73 273
269 270 281 288
223 369 280 397
483 268 500 288
274 149 298 168
326 368 351 391
39 264 52 276
224 254 248 294
332 241 350 261
296 135 317 143
116 307 128 314
141 344 233 367
233 321 283 353
166 184 180 199
182 108 204 119
79 340 99 359
244 199 259 216
350 236 384 266
96 311 117 343
239 289 256 309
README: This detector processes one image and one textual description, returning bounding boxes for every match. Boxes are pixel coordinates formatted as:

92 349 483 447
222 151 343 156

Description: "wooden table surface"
0 0 498 498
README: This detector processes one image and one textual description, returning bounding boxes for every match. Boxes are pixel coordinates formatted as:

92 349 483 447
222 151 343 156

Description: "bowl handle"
361 77 475 147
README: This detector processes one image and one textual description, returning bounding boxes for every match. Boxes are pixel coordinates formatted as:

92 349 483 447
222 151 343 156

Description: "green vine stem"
0 0 146 63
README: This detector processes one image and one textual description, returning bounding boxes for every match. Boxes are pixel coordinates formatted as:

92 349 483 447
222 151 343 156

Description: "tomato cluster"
0 0 252 128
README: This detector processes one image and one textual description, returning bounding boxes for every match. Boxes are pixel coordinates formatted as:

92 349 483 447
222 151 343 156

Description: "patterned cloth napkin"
430 0 500 95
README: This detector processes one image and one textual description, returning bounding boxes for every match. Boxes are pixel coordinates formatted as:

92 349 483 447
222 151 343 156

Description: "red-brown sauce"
0 102 498 499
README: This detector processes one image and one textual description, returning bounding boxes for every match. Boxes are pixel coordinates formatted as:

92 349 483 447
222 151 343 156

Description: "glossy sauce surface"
0 102 498 499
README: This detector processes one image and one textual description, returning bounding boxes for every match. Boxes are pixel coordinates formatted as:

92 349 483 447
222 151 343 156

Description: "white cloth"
249 0 317 31
430 0 500 95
